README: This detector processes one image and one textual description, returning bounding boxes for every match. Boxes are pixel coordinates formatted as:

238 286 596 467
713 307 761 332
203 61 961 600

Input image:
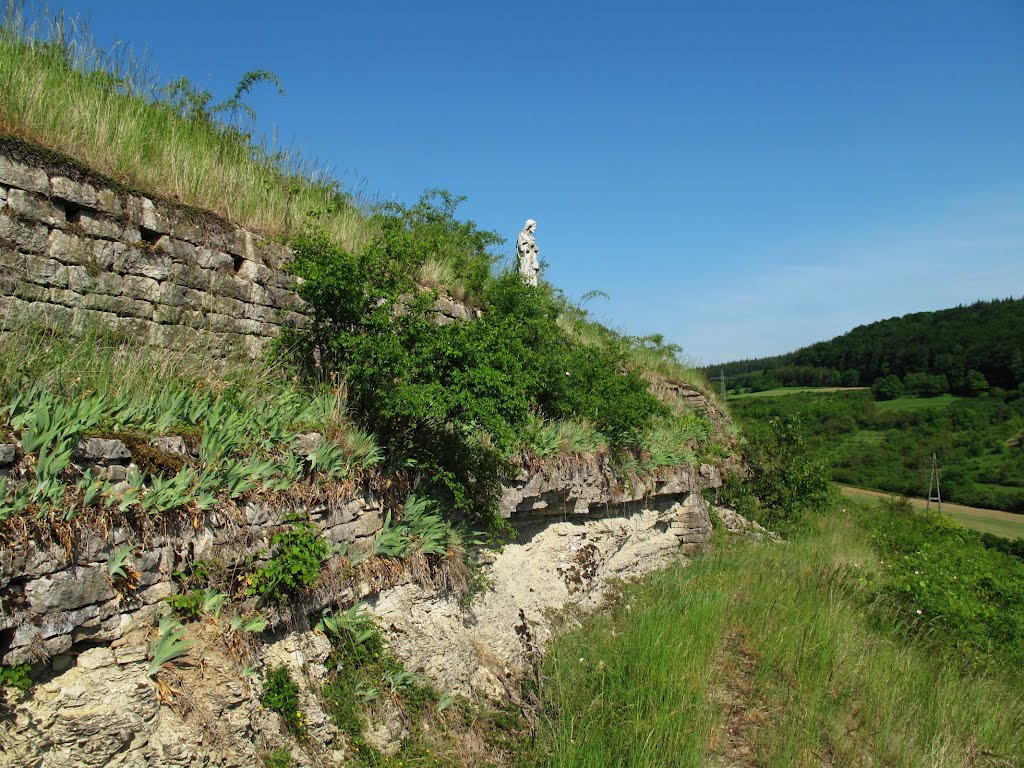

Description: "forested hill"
712 297 1024 395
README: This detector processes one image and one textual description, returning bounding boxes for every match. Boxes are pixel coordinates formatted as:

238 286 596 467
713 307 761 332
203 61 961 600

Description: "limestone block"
159 281 209 311
120 273 160 302
210 270 252 302
235 258 261 282
224 228 255 259
265 284 302 309
74 210 138 242
24 566 114 613
170 260 212 291
232 317 264 336
50 176 97 207
166 209 207 244
0 210 49 252
0 154 49 193
75 437 132 463
95 187 123 216
152 436 189 456
20 254 69 287
211 294 246 319
82 292 153 320
126 195 170 234
0 443 16 465
243 302 279 324
47 287 83 307
259 240 292 270
196 246 234 270
12 279 47 301
7 188 64 226
203 311 235 332
115 245 173 281
67 265 122 295
0 184 6 204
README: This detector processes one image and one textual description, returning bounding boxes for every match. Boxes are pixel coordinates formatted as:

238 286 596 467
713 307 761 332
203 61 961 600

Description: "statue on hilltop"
516 219 540 286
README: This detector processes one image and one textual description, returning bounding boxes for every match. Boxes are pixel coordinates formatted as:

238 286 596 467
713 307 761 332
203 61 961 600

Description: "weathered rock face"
0 450 724 767
0 138 479 357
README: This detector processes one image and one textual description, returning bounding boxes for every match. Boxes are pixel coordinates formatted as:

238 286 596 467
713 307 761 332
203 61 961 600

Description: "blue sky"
47 1 1024 364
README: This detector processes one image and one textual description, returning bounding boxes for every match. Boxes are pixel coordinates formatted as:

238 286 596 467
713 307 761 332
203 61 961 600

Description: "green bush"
247 517 330 601
863 499 1024 671
283 197 669 523
0 664 32 693
718 415 834 533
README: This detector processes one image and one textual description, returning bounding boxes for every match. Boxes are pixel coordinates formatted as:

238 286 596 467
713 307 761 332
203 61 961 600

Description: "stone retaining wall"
0 138 478 356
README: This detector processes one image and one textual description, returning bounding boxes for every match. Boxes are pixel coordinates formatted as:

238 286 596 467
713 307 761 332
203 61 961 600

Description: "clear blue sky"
48 1 1024 364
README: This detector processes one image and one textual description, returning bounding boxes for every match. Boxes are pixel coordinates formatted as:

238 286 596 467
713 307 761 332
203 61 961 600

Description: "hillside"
712 298 1024 395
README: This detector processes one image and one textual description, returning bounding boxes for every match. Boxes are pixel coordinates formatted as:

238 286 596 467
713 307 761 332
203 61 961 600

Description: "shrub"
247 517 330 601
0 664 32 693
718 415 834 533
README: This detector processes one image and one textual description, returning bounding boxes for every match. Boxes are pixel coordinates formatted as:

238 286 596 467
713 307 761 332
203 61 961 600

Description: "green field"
840 485 1024 540
730 386 868 399
875 393 965 411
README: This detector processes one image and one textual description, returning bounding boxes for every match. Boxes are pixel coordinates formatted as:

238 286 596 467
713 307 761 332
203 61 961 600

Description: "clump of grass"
0 2 368 248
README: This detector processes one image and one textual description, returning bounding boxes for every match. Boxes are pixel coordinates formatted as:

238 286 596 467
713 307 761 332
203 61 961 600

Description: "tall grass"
0 2 368 247
524 504 1024 767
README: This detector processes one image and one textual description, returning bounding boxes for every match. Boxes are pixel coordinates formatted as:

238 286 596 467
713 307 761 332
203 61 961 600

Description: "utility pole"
926 452 942 513
719 369 727 400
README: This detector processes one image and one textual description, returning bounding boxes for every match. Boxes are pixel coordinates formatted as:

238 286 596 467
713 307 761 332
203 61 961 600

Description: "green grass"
875 394 965 411
0 5 368 248
522 505 1024 767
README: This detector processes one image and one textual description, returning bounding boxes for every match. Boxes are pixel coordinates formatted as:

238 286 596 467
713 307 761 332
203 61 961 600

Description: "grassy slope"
521 503 1024 767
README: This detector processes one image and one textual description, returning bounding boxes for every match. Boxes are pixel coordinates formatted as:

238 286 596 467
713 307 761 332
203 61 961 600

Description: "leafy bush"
283 201 670 523
0 664 32 693
718 415 834 533
863 498 1024 671
247 517 330 601
262 666 305 736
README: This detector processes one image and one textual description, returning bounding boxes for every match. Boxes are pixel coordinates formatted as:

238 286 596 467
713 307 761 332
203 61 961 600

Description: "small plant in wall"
148 616 194 700
106 545 140 595
262 665 306 737
246 516 330 602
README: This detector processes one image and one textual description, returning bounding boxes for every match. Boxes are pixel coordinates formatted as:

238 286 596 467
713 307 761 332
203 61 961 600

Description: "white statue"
516 219 540 286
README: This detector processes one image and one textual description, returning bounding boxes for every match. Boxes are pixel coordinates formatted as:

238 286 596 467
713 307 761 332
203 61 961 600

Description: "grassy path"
522 509 1024 767
839 485 1024 540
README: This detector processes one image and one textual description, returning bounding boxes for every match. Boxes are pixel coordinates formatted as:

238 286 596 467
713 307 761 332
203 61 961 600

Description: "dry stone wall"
0 137 478 356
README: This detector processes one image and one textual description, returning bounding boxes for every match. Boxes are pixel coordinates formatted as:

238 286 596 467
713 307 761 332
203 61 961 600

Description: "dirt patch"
706 630 767 768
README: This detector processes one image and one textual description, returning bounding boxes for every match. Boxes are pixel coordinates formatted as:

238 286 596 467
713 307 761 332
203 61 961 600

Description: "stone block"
211 294 246 319
120 274 159 302
166 210 208 244
67 265 122 295
259 240 292 270
224 228 255 259
0 155 49 193
7 188 64 226
125 195 169 234
209 271 251 302
95 188 123 216
76 438 132 463
196 247 234 271
0 211 49 253
232 317 263 336
159 281 210 311
74 211 137 242
169 261 212 291
0 443 16 466
114 246 173 281
24 566 114 613
81 292 153 320
50 176 97 207
265 285 302 310
240 304 276 326
204 312 235 333
21 254 69 287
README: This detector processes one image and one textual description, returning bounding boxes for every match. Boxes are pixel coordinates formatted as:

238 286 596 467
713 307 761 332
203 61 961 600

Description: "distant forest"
710 298 1024 397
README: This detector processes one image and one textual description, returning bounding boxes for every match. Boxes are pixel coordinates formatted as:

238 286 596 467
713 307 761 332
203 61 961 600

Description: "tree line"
710 298 1024 397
